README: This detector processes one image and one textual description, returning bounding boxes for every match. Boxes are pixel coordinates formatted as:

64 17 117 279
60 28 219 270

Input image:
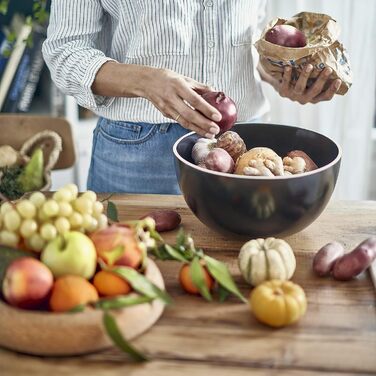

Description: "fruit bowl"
0 258 165 356
173 123 341 238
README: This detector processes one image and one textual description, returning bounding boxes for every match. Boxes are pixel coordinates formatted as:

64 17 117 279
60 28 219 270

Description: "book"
2 26 46 113
0 20 32 111
0 29 15 81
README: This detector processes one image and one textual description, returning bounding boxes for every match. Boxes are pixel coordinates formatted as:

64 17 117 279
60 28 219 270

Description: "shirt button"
208 41 215 48
206 1 213 6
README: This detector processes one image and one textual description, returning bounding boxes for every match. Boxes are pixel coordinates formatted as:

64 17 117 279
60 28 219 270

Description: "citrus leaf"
203 255 247 303
112 266 172 305
190 257 212 301
103 311 148 362
95 295 153 310
68 304 86 313
164 244 189 263
218 284 231 303
107 201 119 222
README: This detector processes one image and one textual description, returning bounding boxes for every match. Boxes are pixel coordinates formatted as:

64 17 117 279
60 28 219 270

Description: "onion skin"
265 25 307 48
201 92 237 133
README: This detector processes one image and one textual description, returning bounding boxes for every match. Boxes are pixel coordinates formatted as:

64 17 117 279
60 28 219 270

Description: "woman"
42 0 341 194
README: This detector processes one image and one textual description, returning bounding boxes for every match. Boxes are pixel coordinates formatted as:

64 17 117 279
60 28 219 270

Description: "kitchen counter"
1 195 375 375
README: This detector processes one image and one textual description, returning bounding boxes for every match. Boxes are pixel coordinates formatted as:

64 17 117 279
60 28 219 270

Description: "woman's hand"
141 68 222 138
260 64 342 104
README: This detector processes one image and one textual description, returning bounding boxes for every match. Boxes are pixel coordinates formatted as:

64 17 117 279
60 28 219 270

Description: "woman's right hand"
140 68 222 138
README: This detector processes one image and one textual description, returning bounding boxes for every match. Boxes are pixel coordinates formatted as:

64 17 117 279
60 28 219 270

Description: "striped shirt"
42 0 269 123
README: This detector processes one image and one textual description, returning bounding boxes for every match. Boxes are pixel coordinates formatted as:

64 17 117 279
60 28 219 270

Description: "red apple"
265 25 307 48
90 224 143 269
2 257 53 309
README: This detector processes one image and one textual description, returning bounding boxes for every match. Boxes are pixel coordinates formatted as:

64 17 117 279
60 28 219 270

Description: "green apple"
41 231 97 279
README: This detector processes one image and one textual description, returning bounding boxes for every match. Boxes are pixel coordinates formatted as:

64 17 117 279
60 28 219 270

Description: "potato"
332 238 376 281
265 25 307 48
204 148 234 173
140 210 181 232
312 242 344 277
286 150 318 171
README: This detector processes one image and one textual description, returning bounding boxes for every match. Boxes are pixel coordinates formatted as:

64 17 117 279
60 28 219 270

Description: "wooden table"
1 195 375 375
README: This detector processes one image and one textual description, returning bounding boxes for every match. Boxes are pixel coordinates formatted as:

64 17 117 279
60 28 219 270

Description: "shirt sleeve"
42 0 116 110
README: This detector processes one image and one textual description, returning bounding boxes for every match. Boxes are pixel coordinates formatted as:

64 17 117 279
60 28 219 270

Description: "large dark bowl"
173 123 341 238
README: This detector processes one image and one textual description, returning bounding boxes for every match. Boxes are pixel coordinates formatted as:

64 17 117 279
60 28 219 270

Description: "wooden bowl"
0 259 165 356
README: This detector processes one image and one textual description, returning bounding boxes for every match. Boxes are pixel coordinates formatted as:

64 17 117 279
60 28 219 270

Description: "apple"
265 25 307 48
2 257 53 309
41 231 97 279
90 224 143 269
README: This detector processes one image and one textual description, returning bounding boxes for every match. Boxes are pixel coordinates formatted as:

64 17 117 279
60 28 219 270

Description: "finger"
178 116 216 138
178 82 222 122
279 66 292 97
294 64 313 94
311 79 341 104
188 79 214 94
306 67 333 99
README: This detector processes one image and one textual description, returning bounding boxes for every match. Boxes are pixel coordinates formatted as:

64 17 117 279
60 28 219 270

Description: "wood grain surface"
1 195 375 375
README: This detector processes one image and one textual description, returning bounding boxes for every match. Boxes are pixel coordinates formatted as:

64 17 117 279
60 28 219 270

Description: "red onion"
265 25 307 48
201 91 237 133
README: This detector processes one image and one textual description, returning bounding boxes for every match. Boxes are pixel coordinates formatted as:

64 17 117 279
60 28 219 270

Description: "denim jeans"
87 117 190 194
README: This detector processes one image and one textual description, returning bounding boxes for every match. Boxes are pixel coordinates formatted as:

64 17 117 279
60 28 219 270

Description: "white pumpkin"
238 238 296 286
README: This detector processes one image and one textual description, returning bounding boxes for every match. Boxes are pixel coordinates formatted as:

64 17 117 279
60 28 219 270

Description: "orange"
93 270 131 297
179 263 214 295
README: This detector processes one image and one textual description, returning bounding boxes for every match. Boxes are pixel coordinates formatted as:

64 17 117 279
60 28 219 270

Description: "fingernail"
205 132 215 139
306 65 313 73
325 68 333 77
212 113 221 121
335 80 341 90
209 126 219 135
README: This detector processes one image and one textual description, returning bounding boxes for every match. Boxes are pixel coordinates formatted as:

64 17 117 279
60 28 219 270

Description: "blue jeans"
87 117 189 194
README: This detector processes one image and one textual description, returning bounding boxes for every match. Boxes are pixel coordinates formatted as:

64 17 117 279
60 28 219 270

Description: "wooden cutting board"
1 194 375 375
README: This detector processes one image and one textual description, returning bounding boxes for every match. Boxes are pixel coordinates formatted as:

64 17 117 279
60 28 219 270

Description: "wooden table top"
1 195 375 376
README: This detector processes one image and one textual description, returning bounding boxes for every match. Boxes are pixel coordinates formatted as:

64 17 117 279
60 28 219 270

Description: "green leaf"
95 295 153 310
103 311 148 362
164 244 189 263
218 284 231 303
103 245 124 266
176 228 186 248
107 200 119 222
204 255 247 303
190 257 212 301
112 266 172 305
68 304 86 313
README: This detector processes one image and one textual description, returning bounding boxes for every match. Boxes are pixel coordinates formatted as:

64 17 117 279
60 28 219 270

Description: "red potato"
140 210 181 232
332 238 376 281
204 148 234 173
313 242 345 277
265 25 307 48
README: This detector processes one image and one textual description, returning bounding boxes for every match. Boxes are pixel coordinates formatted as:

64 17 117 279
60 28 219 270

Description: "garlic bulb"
191 138 217 164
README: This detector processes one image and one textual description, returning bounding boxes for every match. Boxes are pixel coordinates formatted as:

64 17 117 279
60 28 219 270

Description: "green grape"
82 213 97 232
55 217 71 234
29 191 46 208
53 188 74 202
40 223 57 241
92 201 104 218
37 207 49 223
64 183 79 199
69 212 83 228
28 233 46 252
58 202 73 217
42 199 60 217
0 214 3 230
80 190 97 203
0 202 14 216
20 219 38 238
4 210 21 232
0 230 20 247
97 213 108 230
16 200 37 219
73 197 93 215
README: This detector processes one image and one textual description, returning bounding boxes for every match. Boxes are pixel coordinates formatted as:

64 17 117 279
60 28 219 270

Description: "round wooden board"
0 258 165 356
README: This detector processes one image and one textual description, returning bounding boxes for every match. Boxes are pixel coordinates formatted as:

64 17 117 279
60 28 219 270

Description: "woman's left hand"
261 64 342 104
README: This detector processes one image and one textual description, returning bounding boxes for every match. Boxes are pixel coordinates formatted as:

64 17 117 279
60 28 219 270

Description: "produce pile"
191 130 318 176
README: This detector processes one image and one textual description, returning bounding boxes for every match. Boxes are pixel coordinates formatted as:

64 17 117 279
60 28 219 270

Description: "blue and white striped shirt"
42 0 269 123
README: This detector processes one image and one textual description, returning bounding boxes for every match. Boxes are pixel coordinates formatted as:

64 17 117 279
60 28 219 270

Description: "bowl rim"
173 122 342 180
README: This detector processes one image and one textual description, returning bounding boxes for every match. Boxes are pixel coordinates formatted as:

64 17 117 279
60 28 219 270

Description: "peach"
2 257 53 309
179 263 214 295
90 224 143 269
49 275 99 312
93 270 131 297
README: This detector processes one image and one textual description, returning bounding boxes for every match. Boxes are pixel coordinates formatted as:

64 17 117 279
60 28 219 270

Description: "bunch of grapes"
0 184 108 251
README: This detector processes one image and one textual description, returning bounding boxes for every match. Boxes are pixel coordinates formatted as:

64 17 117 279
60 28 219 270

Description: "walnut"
283 156 306 175
216 131 246 162
235 147 284 176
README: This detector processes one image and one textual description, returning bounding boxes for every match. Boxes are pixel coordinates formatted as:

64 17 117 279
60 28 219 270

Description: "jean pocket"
125 1 193 58
99 119 157 145
231 0 259 46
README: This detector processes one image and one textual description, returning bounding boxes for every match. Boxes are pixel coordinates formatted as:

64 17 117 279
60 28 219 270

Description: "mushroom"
283 156 306 175
234 147 284 176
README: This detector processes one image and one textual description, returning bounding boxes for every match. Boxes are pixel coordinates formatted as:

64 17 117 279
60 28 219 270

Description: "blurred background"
0 0 375 199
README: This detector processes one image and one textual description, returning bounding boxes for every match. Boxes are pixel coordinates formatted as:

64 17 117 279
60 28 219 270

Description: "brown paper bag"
255 12 352 95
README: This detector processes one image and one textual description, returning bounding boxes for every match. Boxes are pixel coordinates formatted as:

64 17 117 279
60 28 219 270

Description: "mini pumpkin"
238 237 296 286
